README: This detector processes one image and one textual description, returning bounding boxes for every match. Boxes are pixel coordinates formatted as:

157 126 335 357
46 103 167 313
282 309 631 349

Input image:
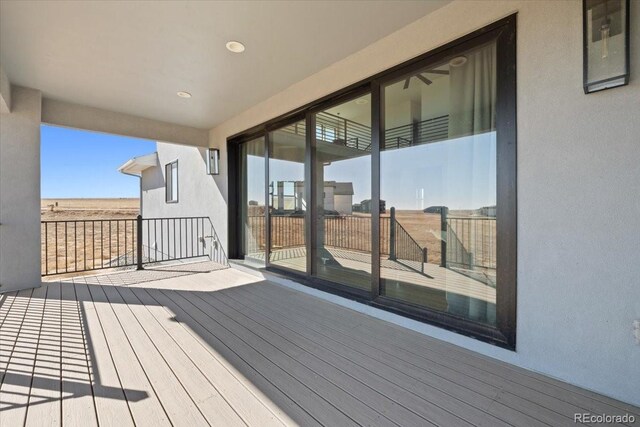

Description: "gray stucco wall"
0 86 42 291
205 1 640 405
141 142 219 219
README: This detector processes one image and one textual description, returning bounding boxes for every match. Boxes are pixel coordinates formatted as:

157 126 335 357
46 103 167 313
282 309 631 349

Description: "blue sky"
43 123 496 208
41 125 156 198
249 132 497 211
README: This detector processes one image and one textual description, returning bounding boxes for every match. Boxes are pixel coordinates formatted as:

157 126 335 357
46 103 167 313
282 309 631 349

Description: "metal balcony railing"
41 216 227 276
279 113 449 153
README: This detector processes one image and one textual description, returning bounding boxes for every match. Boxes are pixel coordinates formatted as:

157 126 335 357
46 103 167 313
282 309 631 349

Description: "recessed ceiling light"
226 40 245 53
449 56 467 67
355 98 369 105
177 91 192 98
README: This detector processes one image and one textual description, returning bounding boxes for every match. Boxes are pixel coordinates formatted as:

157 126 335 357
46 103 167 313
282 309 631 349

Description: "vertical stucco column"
0 86 42 291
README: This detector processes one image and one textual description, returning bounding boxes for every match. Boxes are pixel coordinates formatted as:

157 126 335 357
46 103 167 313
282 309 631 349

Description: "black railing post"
422 247 428 273
440 208 447 267
136 215 144 270
389 207 396 261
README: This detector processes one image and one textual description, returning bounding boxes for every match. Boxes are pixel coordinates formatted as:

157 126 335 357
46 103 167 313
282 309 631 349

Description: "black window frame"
165 160 179 204
228 15 517 349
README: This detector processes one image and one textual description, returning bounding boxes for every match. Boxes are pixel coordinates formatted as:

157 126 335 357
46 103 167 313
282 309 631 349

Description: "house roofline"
118 152 158 176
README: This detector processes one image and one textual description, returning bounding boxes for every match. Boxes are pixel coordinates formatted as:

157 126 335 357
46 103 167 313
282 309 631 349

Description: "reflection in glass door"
313 94 372 290
268 121 307 273
230 17 517 345
239 137 266 265
380 40 498 326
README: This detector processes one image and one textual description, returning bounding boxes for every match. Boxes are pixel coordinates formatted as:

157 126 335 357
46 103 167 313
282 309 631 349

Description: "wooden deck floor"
1 264 638 426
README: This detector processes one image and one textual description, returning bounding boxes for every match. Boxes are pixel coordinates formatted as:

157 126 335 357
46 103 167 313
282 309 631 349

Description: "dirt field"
41 198 139 275
41 198 139 221
40 199 495 277
245 210 495 268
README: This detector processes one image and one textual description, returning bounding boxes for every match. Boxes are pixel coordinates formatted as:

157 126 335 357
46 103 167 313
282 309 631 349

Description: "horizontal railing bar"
141 216 208 220
447 216 495 220
384 115 448 133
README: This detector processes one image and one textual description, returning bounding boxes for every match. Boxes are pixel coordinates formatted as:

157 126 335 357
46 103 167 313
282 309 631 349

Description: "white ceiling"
0 1 450 129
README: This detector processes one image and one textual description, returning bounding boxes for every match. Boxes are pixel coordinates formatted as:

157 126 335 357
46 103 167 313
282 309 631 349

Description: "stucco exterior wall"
0 86 42 291
142 141 229 261
334 195 353 216
141 142 219 218
139 142 226 257
206 1 640 405
42 98 210 147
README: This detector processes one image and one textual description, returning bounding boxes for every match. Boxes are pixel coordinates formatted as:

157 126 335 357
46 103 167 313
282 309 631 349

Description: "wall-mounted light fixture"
583 0 630 93
206 148 220 175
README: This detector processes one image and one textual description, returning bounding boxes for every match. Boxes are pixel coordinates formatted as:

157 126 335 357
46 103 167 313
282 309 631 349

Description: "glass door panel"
268 121 307 272
313 95 372 290
239 137 266 266
380 40 498 326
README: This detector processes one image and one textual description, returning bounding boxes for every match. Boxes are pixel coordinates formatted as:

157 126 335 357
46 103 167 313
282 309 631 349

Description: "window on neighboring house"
165 160 178 203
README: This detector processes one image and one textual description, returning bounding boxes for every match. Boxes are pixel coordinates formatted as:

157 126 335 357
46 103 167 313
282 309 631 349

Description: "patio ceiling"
0 1 450 129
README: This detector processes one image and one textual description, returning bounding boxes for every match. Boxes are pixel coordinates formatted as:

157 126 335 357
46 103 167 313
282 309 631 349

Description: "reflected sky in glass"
247 131 495 211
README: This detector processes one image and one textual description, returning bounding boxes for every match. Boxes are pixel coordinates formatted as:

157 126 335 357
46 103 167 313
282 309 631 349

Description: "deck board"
60 282 97 427
146 285 318 426
73 282 134 427
0 291 19 324
243 284 579 426
84 282 171 426
127 286 287 427
246 283 639 425
98 284 208 426
24 282 62 427
188 288 410 427
1 263 638 426
223 285 539 427
0 289 34 381
210 287 487 427
167 288 356 426
0 287 43 426
109 284 246 426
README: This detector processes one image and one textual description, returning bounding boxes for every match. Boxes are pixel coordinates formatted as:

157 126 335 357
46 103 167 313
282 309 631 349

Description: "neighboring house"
327 181 354 215
117 152 158 213
117 142 218 220
325 181 353 215
476 205 497 217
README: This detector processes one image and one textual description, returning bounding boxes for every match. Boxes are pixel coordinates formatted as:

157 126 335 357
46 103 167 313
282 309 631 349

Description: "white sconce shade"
206 148 220 175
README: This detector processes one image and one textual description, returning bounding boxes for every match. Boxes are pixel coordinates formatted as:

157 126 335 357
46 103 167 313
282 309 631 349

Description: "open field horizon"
40 198 140 275
41 198 139 221
39 198 494 278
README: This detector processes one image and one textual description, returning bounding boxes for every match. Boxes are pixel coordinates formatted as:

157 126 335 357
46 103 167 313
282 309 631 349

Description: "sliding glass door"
268 120 307 273
313 94 372 290
230 16 516 346
239 137 266 266
380 40 498 326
